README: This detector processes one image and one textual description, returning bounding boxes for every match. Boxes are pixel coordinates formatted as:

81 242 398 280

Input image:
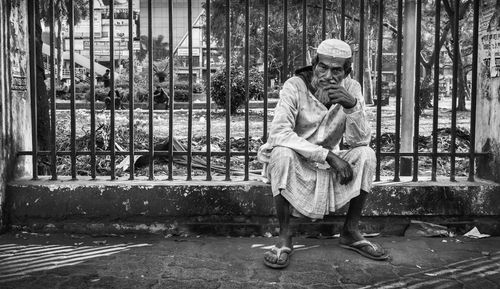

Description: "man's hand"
326 151 353 185
326 84 357 109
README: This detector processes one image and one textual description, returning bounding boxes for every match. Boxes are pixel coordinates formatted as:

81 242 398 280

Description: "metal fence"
21 0 484 182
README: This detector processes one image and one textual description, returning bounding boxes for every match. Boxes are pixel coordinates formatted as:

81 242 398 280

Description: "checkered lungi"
267 146 376 219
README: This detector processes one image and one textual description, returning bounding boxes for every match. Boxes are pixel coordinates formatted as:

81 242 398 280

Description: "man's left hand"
327 85 357 109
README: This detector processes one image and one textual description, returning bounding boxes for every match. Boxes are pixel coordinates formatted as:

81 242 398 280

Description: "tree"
36 0 89 153
136 35 170 62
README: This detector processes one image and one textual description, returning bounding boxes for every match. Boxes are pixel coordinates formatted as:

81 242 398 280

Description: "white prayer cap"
316 39 352 58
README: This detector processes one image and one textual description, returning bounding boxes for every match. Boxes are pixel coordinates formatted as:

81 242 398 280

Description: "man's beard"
311 75 330 106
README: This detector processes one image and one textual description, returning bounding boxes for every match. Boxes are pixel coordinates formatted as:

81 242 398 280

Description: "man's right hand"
326 151 353 185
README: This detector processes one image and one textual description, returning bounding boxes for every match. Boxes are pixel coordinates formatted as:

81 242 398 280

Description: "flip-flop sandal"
263 246 293 269
340 239 389 261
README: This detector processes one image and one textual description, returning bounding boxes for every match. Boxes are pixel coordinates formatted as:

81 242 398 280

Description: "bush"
174 89 189 102
86 87 110 102
267 90 280 99
75 82 90 94
211 66 263 113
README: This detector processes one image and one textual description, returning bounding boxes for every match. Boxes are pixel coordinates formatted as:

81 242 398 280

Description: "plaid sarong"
267 146 376 219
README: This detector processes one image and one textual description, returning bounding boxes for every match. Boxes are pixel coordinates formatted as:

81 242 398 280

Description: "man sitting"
258 39 389 269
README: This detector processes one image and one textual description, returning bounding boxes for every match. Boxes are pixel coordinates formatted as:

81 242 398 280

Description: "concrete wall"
477 0 500 183
0 0 32 232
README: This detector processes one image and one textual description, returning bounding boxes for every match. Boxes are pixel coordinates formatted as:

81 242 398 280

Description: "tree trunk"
57 18 63 83
363 2 373 105
457 53 467 111
35 0 50 152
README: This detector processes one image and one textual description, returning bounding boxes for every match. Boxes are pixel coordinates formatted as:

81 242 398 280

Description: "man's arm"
268 79 330 163
341 80 372 147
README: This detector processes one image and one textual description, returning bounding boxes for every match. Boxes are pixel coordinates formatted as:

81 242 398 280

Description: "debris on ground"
463 227 491 239
404 220 451 237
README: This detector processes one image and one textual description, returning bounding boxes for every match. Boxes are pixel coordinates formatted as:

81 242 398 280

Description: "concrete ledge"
6 177 500 236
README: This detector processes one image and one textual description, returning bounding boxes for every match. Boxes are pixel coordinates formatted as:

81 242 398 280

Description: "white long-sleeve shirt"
264 75 372 164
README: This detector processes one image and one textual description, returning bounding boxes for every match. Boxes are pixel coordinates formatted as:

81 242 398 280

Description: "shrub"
86 87 110 102
75 82 90 94
174 89 189 102
211 66 263 113
267 90 280 99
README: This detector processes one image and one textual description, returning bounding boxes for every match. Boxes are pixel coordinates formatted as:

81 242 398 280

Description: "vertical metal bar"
412 0 422 182
90 0 96 179
263 0 269 143
358 0 364 88
69 0 77 180
244 0 250 181
225 0 231 181
110 0 116 180
322 0 326 40
341 0 345 41
187 0 193 181
431 0 441 181
28 0 38 180
283 0 288 83
375 0 383 182
148 0 154 180
128 0 135 180
450 0 459 181
394 0 402 182
50 0 57 180
205 0 212 181
302 0 307 66
469 0 479 182
168 0 174 180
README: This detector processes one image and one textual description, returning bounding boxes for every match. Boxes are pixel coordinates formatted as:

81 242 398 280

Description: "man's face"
313 53 346 86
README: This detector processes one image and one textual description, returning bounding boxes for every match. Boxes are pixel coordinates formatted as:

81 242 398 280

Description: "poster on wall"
479 0 500 78
9 0 28 93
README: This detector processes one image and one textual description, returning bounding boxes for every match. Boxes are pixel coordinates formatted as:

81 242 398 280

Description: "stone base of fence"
5 177 500 236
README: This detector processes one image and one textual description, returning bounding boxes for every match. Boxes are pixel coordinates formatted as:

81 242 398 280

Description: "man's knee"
270 146 297 164
350 146 376 170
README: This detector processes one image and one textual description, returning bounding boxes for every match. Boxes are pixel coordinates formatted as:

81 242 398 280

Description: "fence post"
476 0 500 183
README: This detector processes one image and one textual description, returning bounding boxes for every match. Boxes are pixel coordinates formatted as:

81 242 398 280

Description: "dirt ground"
50 96 472 179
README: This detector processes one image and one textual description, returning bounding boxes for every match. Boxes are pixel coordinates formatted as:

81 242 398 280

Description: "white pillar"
400 0 416 176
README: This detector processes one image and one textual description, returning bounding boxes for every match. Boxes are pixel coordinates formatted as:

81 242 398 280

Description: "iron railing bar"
431 0 441 181
375 0 383 182
205 0 212 181
69 0 77 180
412 0 422 182
110 0 116 180
263 0 269 143
450 0 459 182
469 0 479 182
50 0 57 180
322 0 326 40
283 0 288 83
168 0 174 180
128 0 135 180
20 151 487 157
341 0 345 40
90 0 96 179
28 0 38 180
358 0 364 88
225 0 231 181
148 0 154 180
187 0 193 181
302 0 307 66
394 0 403 182
244 0 250 181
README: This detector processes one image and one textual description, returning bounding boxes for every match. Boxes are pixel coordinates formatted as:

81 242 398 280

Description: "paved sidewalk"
0 231 499 288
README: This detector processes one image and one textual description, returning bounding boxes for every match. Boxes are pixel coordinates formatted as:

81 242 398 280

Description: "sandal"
263 246 293 269
340 239 389 261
